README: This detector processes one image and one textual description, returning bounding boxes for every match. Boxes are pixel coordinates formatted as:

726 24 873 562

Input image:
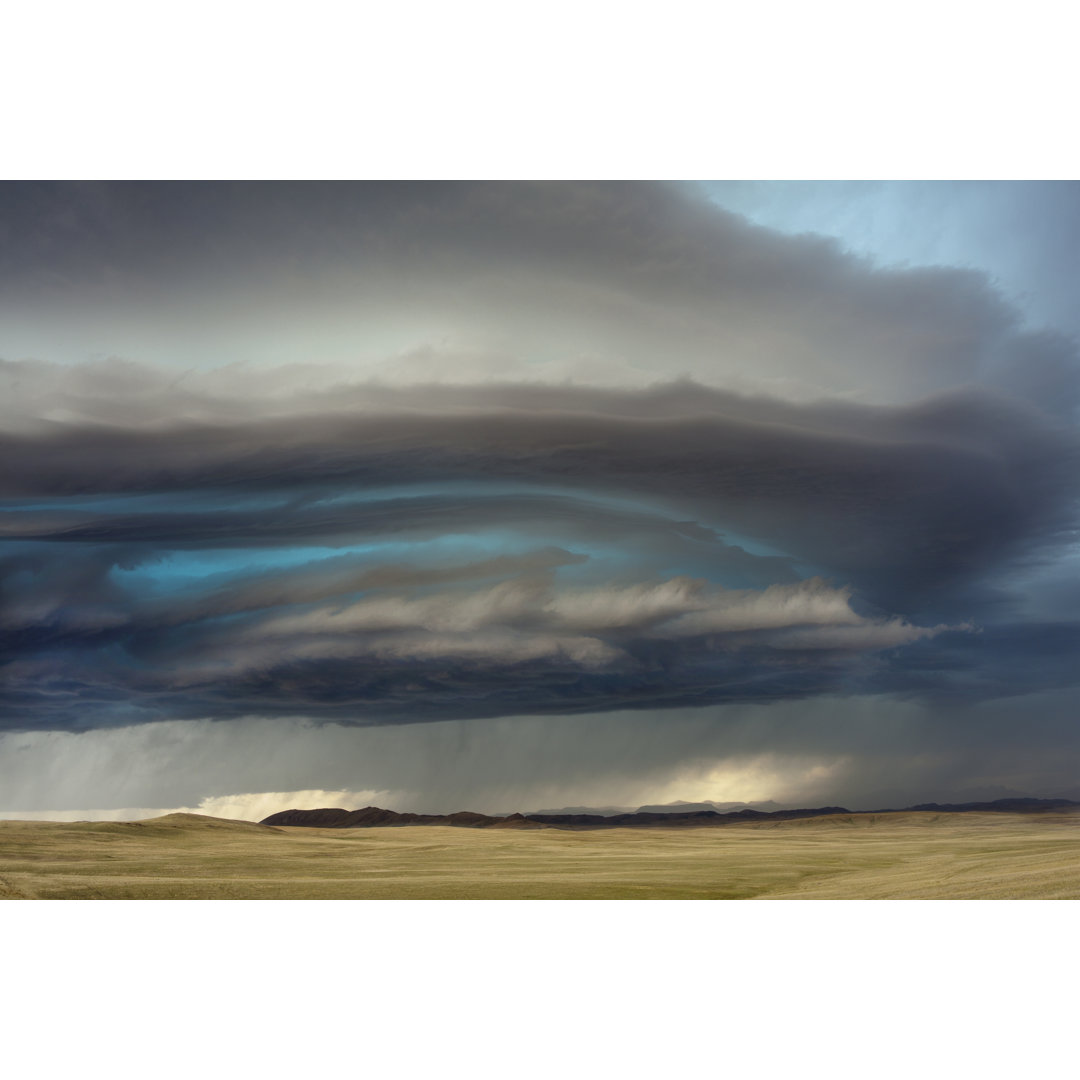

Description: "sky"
2 180 1079 818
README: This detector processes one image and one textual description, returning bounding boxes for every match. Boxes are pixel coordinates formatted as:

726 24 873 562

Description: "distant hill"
144 812 276 830
259 806 547 830
528 800 788 816
877 797 1080 814
635 800 787 814
260 797 1080 830
262 804 852 829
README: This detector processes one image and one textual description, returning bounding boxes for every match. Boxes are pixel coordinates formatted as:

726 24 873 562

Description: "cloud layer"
2 182 1079 808
7 371 1058 730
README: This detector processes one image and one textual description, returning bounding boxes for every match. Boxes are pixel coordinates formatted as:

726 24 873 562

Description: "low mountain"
635 800 787 814
260 796 1080 830
886 797 1080 814
261 804 853 829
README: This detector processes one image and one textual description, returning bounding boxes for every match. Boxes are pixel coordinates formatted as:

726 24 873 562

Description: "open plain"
2 809 1080 899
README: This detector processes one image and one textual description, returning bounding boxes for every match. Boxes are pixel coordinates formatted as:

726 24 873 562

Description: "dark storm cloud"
2 377 1075 613
3 182 1080 741
865 620 1080 702
0 373 1073 732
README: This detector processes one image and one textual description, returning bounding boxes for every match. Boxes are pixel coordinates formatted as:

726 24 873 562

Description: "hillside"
260 797 1080 830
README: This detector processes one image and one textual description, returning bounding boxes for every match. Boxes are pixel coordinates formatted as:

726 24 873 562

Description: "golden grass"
2 809 1079 899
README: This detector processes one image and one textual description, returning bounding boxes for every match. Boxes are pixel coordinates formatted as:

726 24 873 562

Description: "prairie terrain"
2 810 1079 899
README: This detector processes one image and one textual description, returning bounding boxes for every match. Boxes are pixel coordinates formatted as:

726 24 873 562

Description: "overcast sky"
3 181 1079 817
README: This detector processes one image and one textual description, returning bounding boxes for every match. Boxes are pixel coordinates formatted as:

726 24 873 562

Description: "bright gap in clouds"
701 180 1080 337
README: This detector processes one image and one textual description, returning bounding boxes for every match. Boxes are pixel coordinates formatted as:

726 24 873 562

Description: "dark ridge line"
259 797 1080 830
871 797 1080 814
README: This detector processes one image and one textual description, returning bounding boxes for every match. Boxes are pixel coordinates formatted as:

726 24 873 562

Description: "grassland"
2 809 1079 899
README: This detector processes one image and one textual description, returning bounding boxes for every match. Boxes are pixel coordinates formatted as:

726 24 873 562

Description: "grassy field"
2 809 1079 899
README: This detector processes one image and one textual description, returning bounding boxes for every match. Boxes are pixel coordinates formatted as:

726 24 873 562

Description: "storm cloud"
4 377 1062 730
2 181 1079 810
